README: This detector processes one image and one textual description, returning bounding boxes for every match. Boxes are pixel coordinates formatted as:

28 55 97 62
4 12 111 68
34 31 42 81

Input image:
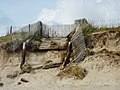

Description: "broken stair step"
40 43 50 45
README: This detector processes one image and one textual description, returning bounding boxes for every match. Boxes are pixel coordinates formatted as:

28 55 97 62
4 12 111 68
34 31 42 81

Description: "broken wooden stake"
0 83 3 87
61 41 73 69
21 78 29 83
42 62 61 69
20 42 27 69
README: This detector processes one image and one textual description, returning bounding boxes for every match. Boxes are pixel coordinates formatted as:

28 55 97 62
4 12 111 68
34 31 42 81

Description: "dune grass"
57 65 87 80
0 35 12 43
81 23 120 37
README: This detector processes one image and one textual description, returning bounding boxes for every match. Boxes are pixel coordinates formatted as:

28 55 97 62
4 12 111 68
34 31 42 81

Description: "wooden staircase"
39 38 67 50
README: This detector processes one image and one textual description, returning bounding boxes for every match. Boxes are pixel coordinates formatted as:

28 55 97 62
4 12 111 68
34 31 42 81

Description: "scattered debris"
44 60 53 64
32 66 43 70
17 82 21 85
7 70 19 79
42 62 61 69
20 78 29 83
21 64 33 73
50 41 58 46
0 83 3 87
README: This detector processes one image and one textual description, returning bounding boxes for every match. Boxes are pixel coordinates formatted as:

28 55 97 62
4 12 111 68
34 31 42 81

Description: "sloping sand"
0 31 120 90
0 51 120 90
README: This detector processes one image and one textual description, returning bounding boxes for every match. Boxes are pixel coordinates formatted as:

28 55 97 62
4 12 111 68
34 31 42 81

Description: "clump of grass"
82 23 97 36
85 48 95 56
97 26 120 32
81 23 120 37
21 64 33 73
57 65 87 80
0 35 12 43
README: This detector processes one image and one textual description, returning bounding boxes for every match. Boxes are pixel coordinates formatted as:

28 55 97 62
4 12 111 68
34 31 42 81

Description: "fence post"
28 24 30 36
37 21 43 36
10 25 12 35
48 27 49 38
74 18 88 27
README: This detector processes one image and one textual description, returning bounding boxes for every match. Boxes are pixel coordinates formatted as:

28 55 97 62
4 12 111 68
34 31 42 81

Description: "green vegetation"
81 23 120 36
57 65 87 80
0 35 12 42
82 23 97 36
21 64 33 73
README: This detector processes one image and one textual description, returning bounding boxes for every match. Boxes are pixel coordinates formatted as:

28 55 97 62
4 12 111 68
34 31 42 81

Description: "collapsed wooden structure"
10 19 87 69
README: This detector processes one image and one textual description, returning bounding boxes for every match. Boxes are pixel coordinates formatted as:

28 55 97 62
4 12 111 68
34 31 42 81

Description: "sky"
0 0 120 35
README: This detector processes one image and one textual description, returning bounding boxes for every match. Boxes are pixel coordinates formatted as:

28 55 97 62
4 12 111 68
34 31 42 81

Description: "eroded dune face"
80 30 120 75
83 30 120 68
86 31 120 52
0 30 120 90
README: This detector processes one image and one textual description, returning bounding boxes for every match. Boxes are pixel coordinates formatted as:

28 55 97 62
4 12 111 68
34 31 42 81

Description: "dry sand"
0 31 120 90
0 51 120 90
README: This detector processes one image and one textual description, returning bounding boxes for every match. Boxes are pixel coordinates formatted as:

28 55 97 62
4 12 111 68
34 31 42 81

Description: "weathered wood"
37 21 42 36
10 25 12 35
33 62 61 70
0 83 4 87
60 51 66 64
21 78 29 83
20 42 27 69
71 25 86 62
42 62 61 69
28 24 30 36
61 42 73 69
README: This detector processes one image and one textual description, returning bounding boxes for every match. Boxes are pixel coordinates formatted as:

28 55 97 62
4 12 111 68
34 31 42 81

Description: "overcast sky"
0 0 120 35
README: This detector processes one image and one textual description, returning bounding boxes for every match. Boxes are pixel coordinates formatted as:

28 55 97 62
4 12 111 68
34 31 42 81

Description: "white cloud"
38 0 120 25
0 10 13 36
38 9 58 23
96 0 102 3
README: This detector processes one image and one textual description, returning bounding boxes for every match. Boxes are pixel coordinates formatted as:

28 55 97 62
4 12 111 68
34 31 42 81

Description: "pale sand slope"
1 68 120 90
1 31 120 90
0 52 120 90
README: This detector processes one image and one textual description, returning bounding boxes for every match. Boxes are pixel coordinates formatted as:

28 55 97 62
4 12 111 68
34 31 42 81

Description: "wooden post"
10 25 12 35
61 41 73 69
74 18 88 27
20 42 26 69
28 24 30 36
37 21 43 36
48 28 49 38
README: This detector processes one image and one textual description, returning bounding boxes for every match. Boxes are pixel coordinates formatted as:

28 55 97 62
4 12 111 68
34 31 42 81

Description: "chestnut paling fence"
11 21 75 51
11 21 86 62
71 25 86 62
10 18 120 62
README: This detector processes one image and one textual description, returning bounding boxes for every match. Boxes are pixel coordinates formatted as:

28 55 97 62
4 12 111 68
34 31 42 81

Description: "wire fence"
87 18 120 28
4 19 120 53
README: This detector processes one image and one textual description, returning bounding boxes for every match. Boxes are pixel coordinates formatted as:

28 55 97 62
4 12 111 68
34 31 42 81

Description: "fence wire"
87 19 120 27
